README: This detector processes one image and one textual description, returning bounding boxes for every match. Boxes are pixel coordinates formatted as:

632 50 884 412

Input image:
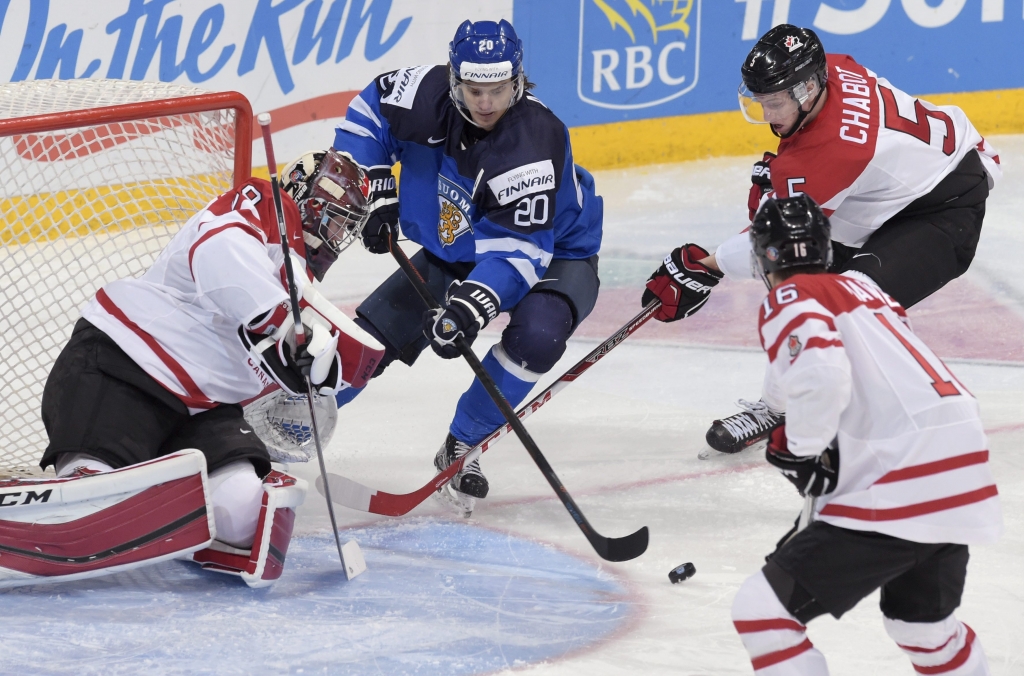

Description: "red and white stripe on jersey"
771 54 1000 248
758 272 1001 545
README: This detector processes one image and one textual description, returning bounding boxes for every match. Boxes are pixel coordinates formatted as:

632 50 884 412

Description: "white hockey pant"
732 571 830 675
733 571 991 675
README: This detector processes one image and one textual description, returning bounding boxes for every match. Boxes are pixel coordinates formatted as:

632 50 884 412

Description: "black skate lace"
719 399 781 440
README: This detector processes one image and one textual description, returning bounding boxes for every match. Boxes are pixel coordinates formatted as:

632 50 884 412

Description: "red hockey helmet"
280 149 370 280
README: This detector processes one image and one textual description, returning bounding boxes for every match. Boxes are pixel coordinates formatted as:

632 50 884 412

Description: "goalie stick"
319 299 660 517
321 240 654 562
257 114 357 577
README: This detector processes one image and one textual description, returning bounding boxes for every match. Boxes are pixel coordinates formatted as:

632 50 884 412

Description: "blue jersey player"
331 19 603 509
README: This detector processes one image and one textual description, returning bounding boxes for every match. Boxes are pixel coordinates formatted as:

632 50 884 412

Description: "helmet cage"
281 149 370 280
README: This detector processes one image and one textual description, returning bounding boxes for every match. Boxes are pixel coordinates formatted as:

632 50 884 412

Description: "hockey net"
0 79 252 477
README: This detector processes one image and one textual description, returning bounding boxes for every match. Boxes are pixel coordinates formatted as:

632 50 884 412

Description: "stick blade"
341 539 366 580
591 525 649 562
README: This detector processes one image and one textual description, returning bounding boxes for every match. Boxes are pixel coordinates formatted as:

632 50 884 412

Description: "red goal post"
0 80 253 476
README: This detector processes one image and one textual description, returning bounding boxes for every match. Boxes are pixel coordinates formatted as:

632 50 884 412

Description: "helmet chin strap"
774 84 826 139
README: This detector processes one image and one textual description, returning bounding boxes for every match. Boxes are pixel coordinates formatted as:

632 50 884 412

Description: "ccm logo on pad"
488 160 555 206
0 489 52 507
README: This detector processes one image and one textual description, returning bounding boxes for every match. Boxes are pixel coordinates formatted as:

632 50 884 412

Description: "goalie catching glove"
765 425 840 497
423 279 500 359
641 243 723 322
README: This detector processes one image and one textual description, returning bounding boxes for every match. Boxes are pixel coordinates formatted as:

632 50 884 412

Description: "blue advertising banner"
515 0 1024 128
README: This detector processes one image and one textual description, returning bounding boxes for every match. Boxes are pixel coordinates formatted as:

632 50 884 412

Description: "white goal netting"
0 79 251 476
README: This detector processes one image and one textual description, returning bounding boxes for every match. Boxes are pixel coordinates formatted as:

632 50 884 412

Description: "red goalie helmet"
280 149 370 281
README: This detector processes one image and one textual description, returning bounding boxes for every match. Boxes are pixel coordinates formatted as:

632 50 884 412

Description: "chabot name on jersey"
488 160 555 206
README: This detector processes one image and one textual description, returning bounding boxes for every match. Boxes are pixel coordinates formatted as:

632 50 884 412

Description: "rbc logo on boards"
577 0 701 110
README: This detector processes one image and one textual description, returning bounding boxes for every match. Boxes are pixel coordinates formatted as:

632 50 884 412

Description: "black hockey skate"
703 399 784 456
434 433 489 517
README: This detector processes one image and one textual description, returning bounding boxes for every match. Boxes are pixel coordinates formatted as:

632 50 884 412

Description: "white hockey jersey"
759 271 1001 545
717 54 1001 280
82 178 383 413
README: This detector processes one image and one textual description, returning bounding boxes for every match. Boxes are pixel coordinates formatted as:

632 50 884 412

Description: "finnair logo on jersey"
577 0 701 110
380 65 432 110
488 160 556 206
459 61 513 81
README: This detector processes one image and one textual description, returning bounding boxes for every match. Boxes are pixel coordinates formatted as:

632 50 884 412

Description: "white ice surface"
5 139 1023 675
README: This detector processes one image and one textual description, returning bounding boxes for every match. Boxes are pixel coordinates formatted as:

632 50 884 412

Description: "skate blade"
698 440 769 460
433 483 476 518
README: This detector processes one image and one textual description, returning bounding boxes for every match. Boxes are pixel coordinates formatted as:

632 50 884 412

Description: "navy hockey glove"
361 167 399 254
765 426 840 498
641 243 723 322
423 280 500 359
748 152 775 221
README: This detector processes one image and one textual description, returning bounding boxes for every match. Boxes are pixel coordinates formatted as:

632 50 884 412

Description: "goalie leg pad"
0 449 214 589
189 470 307 588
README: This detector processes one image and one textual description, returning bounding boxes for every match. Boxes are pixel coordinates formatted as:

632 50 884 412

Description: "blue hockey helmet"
448 19 525 126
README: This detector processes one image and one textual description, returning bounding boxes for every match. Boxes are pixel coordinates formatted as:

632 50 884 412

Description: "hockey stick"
256 113 353 575
318 299 661 517
387 238 648 562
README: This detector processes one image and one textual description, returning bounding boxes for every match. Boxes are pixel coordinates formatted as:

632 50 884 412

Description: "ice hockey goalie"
7 150 383 589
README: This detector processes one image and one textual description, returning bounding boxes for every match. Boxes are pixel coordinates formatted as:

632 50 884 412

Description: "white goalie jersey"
758 271 1002 545
82 178 382 413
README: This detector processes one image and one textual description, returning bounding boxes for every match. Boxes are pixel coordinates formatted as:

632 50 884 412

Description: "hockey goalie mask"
281 149 370 281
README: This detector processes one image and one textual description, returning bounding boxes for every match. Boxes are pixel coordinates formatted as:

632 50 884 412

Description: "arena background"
2 0 1020 169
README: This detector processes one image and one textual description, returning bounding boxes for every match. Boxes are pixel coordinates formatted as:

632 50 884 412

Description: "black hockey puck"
668 562 696 584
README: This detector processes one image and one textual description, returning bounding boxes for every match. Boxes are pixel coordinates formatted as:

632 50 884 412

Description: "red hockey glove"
641 243 723 322
765 426 840 497
748 152 775 221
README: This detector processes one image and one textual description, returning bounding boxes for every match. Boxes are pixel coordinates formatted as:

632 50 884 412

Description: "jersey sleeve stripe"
336 119 376 139
766 313 838 360
95 289 217 410
347 94 381 128
819 484 998 521
873 450 989 485
187 223 266 281
801 337 844 355
475 237 554 266
505 257 541 287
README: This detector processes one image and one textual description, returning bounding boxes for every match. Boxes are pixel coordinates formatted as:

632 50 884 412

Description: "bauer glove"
641 243 723 322
748 152 775 221
765 426 840 498
361 167 399 254
423 280 500 359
